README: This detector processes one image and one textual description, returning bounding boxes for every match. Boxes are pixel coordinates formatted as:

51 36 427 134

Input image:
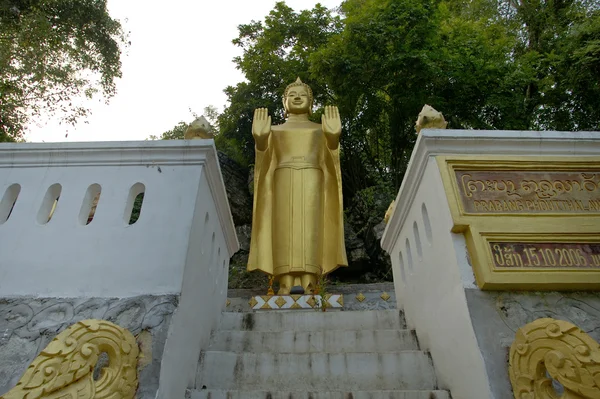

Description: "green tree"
505 0 600 130
0 0 128 140
148 121 188 141
311 0 525 190
217 2 342 164
214 0 600 281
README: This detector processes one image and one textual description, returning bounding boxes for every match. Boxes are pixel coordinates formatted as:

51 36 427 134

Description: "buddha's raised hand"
322 105 342 149
252 108 271 150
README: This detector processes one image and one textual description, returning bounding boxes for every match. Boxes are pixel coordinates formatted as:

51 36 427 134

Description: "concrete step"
188 390 451 399
208 329 419 353
196 351 437 391
219 309 406 332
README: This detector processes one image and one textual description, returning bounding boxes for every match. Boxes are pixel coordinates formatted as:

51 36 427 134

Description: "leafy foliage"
162 0 600 282
217 2 343 163
148 121 188 141
0 0 128 139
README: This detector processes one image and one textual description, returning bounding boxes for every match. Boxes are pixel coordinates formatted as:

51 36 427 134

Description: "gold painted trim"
437 155 600 223
274 296 287 308
248 297 258 308
468 229 600 290
437 155 600 290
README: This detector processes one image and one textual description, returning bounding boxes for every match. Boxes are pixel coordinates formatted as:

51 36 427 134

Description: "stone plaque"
455 170 600 214
490 242 600 269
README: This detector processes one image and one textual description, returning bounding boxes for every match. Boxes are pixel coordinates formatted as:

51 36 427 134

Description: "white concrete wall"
0 140 237 298
157 168 231 398
385 156 491 399
381 129 600 399
0 140 239 399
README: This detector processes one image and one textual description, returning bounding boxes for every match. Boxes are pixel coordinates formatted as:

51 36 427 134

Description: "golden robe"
247 124 348 276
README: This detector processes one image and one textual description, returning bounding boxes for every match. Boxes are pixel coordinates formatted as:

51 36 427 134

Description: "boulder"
217 151 253 226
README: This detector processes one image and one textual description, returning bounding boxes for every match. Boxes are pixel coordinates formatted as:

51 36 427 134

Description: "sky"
25 0 342 143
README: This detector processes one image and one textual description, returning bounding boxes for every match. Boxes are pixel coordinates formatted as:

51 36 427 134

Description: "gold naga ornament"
509 318 600 399
247 77 348 295
1 319 139 399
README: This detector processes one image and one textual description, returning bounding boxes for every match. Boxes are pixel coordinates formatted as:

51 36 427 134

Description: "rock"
372 220 387 240
248 165 255 197
217 151 253 226
349 247 369 263
235 224 252 252
344 221 364 250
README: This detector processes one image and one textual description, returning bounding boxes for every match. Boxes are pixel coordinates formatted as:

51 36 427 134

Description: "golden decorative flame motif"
1 319 139 399
509 318 600 399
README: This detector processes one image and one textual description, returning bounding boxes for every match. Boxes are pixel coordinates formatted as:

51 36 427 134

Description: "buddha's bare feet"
277 274 293 295
301 273 317 293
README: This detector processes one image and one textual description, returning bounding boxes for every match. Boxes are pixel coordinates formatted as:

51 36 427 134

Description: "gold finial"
415 104 447 134
184 116 214 140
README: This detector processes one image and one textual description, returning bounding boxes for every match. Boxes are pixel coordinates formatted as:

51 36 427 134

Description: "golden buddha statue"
247 77 348 295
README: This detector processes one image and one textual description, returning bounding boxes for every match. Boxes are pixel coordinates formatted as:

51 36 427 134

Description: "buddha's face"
284 85 311 115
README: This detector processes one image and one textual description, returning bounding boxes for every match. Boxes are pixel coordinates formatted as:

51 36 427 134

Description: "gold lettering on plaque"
456 171 600 214
490 242 600 269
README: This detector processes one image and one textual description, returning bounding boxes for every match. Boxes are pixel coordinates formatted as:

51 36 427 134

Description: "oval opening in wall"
37 184 62 224
422 203 433 245
79 184 102 225
413 221 423 260
398 251 406 284
124 183 145 225
406 238 413 271
0 184 21 224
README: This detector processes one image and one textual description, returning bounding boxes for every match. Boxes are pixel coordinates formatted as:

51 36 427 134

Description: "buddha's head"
283 77 313 116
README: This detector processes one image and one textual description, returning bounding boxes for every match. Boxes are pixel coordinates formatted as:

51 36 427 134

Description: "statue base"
248 294 343 310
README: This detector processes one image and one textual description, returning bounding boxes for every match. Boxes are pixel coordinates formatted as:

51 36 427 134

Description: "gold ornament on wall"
509 317 600 399
1 319 139 399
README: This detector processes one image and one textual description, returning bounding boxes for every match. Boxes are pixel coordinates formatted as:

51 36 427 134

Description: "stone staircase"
189 309 450 399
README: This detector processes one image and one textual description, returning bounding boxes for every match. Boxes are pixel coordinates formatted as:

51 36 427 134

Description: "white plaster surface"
197 351 437 391
0 140 238 298
0 140 238 398
194 308 447 398
207 329 419 353
384 156 491 399
156 166 231 398
381 129 600 399
219 309 403 332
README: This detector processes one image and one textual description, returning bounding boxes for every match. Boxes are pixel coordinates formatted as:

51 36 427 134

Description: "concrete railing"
381 130 600 399
0 140 239 398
